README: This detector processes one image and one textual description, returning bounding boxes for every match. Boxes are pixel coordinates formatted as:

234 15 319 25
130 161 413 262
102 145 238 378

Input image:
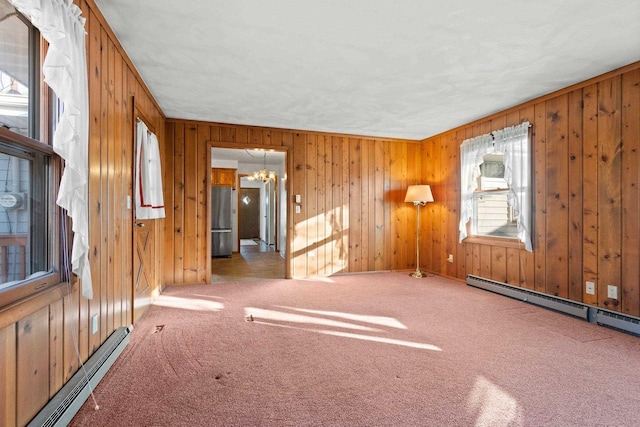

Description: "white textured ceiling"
95 0 640 140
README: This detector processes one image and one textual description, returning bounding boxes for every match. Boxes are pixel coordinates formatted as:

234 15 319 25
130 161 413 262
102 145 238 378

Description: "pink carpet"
70 273 640 426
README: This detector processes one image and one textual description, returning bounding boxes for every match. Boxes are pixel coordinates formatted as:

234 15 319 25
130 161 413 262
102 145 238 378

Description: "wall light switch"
607 285 618 300
295 194 301 203
295 205 301 214
126 195 132 210
585 281 595 295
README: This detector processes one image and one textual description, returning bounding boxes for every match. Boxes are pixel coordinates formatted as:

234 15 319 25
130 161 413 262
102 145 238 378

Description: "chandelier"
246 150 276 182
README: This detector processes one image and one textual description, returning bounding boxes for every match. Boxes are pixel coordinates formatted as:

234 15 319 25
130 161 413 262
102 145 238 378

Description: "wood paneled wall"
164 120 423 284
0 1 165 425
422 62 640 316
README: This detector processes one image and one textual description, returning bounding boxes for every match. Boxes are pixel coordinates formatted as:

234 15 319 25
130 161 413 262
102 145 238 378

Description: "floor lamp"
404 185 434 278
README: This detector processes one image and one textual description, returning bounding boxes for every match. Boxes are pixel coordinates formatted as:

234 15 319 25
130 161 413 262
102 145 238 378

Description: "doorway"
210 146 288 280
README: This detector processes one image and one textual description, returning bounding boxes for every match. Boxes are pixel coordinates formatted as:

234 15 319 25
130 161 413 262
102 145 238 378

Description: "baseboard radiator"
29 325 132 427
466 275 640 336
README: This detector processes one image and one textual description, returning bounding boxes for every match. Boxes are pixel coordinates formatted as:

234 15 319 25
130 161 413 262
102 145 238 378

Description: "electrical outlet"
607 285 618 300
447 254 454 263
585 281 595 295
92 314 99 335
295 205 301 214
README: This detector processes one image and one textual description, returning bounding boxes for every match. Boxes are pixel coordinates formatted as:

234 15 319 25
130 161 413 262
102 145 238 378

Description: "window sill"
463 235 525 249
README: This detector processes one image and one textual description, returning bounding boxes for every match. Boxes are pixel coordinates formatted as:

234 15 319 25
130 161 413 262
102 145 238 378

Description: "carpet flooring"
70 273 640 426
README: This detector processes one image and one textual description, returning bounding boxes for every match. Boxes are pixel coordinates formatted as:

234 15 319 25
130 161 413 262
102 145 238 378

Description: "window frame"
0 6 64 310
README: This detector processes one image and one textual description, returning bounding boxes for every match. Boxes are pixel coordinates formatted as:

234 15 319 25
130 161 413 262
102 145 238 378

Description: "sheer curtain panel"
9 0 92 297
458 134 495 242
493 121 532 251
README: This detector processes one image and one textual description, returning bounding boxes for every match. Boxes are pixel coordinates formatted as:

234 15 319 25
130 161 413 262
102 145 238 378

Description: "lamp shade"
404 185 434 203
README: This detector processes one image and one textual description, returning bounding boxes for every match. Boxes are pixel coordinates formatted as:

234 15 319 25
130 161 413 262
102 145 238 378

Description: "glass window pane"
0 0 31 137
0 148 49 289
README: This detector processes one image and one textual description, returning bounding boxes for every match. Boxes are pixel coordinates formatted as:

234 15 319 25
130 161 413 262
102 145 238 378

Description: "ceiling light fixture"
246 150 276 182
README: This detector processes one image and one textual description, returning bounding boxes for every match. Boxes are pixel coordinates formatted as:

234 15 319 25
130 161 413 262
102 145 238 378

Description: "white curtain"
135 120 165 220
459 134 495 242
458 122 532 251
10 0 92 297
493 121 531 251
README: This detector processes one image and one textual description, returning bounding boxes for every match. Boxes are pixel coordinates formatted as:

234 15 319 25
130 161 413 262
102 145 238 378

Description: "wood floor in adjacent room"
211 239 285 282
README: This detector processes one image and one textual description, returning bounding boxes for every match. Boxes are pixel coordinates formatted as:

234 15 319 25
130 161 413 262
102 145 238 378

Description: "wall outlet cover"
586 281 595 295
607 285 618 300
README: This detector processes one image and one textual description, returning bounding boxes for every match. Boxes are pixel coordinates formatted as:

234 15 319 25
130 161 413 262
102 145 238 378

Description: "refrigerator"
212 186 232 257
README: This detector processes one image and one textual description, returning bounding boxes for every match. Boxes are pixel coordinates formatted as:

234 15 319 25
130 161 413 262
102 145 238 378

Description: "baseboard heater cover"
466 275 590 320
29 325 132 427
596 309 640 336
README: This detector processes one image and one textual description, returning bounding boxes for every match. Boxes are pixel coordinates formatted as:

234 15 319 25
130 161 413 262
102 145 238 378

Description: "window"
459 122 532 251
0 1 59 307
0 0 39 138
473 153 518 238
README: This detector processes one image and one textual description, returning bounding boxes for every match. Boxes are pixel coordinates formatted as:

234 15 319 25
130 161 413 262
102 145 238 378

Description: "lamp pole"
412 201 423 278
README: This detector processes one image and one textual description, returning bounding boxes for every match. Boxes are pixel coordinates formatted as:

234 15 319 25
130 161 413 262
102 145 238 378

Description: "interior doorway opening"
210 146 288 282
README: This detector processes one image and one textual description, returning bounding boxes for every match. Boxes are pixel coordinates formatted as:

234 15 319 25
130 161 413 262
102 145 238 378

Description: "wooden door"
133 219 155 322
239 188 260 239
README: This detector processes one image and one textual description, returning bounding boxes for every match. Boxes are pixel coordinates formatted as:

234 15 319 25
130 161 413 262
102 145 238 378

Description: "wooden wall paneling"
316 135 327 276
389 141 406 271
307 135 318 276
262 129 271 146
491 246 507 283
0 323 16 427
122 70 133 325
106 37 117 335
519 105 536 290
453 130 466 280
292 133 307 277
271 130 282 147
62 286 78 383
446 133 460 279
425 138 438 272
504 111 522 286
480 245 492 279
582 83 600 304
17 308 50 426
98 27 109 348
360 139 370 271
404 142 417 272
367 140 377 271
349 138 362 272
197 125 210 281
340 138 350 272
329 136 343 274
621 69 640 316
324 135 334 275
250 128 262 145
506 248 519 286
432 137 443 274
173 122 185 283
373 140 385 271
48 299 64 398
545 94 569 297
163 122 175 285
567 89 584 301
219 126 233 142
533 102 547 293
597 76 623 310
183 125 198 283
87 8 103 354
382 141 392 271
472 243 481 276
112 44 124 330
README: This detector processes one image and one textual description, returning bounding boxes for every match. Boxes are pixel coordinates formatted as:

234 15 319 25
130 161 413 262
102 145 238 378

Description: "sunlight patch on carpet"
276 306 408 329
244 307 381 332
154 295 225 311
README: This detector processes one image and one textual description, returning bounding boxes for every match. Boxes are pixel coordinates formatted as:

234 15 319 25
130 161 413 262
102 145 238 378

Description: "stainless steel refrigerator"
212 186 232 257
